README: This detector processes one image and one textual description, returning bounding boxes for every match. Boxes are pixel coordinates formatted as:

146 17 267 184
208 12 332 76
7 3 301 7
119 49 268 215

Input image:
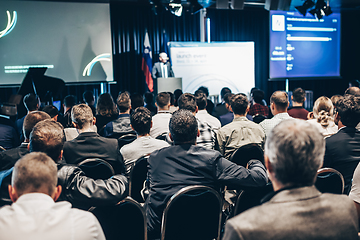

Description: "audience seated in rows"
95 93 118 132
260 91 293 136
103 92 134 138
120 107 169 175
248 89 269 118
30 119 128 209
149 92 172 139
144 109 268 240
178 93 215 149
195 92 221 133
307 96 338 138
216 94 265 159
62 95 76 128
288 87 309 120
223 119 359 240
323 94 360 194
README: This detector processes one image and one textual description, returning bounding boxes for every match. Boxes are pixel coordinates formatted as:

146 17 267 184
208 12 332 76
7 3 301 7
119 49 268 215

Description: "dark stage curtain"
111 2 200 94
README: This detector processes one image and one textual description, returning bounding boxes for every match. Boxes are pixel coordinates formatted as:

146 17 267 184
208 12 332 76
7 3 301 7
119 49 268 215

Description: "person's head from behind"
292 88 306 104
131 107 152 136
336 94 360 128
330 94 342 109
117 92 131 113
168 92 175 106
83 91 95 106
265 119 325 190
312 96 334 127
131 93 144 110
220 87 231 101
195 92 207 111
159 52 169 64
230 94 249 116
178 93 197 113
345 87 360 97
96 93 118 117
270 91 289 114
197 86 209 97
155 92 170 110
23 93 40 112
169 109 198 145
29 120 65 162
252 89 265 104
23 111 51 142
63 95 76 109
42 105 59 121
9 152 61 202
224 93 235 111
174 89 183 107
144 92 154 105
71 104 95 130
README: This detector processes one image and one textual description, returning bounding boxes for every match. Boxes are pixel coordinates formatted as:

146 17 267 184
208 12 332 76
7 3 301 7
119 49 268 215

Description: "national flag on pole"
142 32 154 92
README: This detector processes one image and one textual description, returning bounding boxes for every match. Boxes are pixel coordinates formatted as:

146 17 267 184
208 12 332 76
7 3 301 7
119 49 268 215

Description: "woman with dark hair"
95 93 118 133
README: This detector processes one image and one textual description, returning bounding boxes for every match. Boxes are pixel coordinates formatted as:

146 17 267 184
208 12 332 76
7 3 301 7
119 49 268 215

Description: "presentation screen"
269 11 341 80
169 42 255 97
0 1 113 85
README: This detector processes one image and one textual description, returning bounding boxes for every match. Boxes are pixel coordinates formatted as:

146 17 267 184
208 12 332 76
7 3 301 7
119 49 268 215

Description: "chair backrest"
315 167 345 194
229 143 264 167
233 182 273 217
90 197 147 240
155 132 168 141
161 185 222 240
78 158 115 180
129 156 148 203
118 133 137 149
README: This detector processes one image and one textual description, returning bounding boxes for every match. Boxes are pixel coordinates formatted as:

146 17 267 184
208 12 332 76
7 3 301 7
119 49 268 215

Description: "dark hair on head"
169 109 198 144
63 95 76 108
174 89 183 107
23 93 39 111
130 107 152 135
144 92 154 104
252 89 265 104
330 94 342 109
71 104 94 129
96 93 118 117
220 87 231 99
336 94 360 127
224 93 234 104
131 93 144 110
344 87 360 97
231 94 249 115
197 86 209 97
167 92 175 105
292 88 306 103
23 111 51 140
29 119 65 162
270 91 289 111
195 92 207 110
83 91 94 104
117 92 131 113
42 105 59 118
178 93 197 112
156 92 170 108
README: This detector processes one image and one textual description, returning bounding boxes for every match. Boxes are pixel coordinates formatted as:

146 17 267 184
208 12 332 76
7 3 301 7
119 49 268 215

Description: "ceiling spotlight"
169 3 183 17
295 0 315 16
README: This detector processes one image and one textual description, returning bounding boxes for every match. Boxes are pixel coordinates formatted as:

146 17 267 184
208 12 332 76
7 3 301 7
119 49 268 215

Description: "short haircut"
220 87 231 99
156 92 170 108
197 86 209 97
330 94 342 109
144 92 154 104
169 109 198 144
224 93 234 104
265 119 325 186
230 94 249 115
29 120 65 162
178 93 197 112
131 93 144 110
12 152 58 197
336 94 360 127
252 89 265 104
117 92 131 113
23 93 39 111
195 92 207 110
345 87 360 97
174 89 183 107
96 93 118 117
23 111 51 140
292 88 306 103
313 96 334 127
42 105 59 118
63 95 76 108
83 91 94 104
270 91 289 111
130 107 152 135
71 104 94 129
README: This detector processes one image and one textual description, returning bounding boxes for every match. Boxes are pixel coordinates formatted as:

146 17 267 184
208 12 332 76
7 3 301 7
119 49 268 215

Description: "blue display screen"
269 11 341 79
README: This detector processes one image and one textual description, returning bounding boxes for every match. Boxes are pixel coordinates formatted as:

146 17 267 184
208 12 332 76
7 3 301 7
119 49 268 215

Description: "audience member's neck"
158 107 170 112
138 133 150 138
174 140 196 145
234 113 246 118
337 120 345 129
273 107 287 116
120 109 130 115
292 102 303 107
78 125 95 134
198 108 206 112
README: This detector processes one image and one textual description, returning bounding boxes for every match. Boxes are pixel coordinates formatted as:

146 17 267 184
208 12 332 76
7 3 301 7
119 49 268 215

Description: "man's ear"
195 106 199 114
58 150 63 162
169 133 173 141
197 129 200 137
155 102 158 108
8 185 18 203
52 185 62 202
92 117 96 126
150 121 153 129
72 121 78 128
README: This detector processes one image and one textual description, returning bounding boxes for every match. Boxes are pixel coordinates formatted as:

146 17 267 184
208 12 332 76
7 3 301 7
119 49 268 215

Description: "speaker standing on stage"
152 52 174 80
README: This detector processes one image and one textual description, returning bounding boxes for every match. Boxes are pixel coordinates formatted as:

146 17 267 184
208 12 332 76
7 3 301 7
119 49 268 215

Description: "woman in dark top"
95 93 118 134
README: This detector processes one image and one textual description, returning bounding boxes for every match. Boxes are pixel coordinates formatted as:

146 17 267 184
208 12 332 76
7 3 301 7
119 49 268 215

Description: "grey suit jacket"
151 62 174 79
223 186 359 240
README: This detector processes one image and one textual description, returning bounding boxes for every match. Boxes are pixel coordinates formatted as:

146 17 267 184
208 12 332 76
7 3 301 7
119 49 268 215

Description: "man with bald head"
0 152 105 239
223 119 359 240
259 91 292 136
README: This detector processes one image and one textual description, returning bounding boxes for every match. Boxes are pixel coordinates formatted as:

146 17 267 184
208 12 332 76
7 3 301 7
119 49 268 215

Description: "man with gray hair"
223 119 359 240
0 152 105 239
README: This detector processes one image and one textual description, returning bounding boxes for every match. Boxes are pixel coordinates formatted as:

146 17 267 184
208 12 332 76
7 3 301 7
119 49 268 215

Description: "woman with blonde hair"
307 96 338 138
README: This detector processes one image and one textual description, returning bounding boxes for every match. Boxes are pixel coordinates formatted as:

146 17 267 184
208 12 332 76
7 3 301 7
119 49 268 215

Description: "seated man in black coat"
144 109 268 240
63 104 125 174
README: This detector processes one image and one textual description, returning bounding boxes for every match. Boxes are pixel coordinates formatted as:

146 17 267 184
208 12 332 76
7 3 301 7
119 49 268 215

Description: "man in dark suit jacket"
63 104 125 174
151 52 174 94
323 94 360 194
223 119 359 240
